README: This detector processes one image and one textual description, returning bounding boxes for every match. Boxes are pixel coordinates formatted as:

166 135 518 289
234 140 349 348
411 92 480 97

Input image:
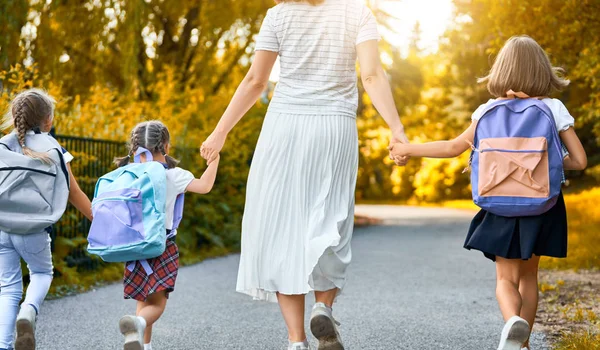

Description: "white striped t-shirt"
255 0 380 118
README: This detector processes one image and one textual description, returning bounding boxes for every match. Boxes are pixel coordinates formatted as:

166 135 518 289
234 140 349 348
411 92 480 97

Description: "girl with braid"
0 89 92 350
115 121 220 350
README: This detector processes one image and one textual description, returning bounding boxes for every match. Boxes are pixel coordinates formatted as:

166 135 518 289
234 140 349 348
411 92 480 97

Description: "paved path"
36 206 548 349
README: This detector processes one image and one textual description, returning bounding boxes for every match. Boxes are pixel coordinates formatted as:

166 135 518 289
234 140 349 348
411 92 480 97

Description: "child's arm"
389 122 476 159
67 164 93 221
560 128 587 170
185 156 220 194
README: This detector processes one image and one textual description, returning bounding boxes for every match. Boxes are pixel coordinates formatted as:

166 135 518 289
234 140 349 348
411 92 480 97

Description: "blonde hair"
478 35 570 98
114 120 180 169
277 0 324 5
2 88 55 163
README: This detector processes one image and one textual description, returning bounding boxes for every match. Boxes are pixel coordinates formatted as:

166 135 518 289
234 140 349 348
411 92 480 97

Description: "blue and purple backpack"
470 97 564 217
87 148 184 266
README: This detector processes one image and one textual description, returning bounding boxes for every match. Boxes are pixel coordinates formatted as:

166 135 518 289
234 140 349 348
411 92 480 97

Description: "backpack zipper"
480 148 545 153
0 166 56 177
92 196 140 207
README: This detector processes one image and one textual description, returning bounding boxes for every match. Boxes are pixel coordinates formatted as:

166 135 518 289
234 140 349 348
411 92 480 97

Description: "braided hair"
2 89 56 163
114 120 180 168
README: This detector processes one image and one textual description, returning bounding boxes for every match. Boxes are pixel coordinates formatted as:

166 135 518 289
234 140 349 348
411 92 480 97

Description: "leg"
277 293 306 342
16 233 54 313
495 257 522 320
495 257 531 350
136 290 168 344
519 255 541 349
314 289 338 309
0 233 24 350
12 232 53 350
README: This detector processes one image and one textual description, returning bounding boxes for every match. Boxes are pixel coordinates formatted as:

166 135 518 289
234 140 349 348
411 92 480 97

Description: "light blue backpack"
87 148 169 265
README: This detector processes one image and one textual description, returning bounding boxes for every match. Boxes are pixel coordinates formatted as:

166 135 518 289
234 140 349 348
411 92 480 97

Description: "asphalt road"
35 206 549 350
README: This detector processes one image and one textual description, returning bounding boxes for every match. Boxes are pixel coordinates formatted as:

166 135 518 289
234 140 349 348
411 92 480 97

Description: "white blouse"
471 98 575 132
255 0 380 117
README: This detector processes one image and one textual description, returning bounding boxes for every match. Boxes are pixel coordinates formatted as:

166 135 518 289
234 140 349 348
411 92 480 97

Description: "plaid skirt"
123 238 179 301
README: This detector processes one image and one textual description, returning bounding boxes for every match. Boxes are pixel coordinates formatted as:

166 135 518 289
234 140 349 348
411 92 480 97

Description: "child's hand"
207 154 220 166
389 142 409 161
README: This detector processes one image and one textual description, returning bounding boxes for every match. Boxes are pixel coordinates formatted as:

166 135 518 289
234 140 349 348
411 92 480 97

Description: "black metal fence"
52 135 127 272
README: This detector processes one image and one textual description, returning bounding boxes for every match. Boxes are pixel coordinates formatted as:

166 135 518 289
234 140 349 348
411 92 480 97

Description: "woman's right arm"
357 40 407 145
201 51 278 163
560 128 587 170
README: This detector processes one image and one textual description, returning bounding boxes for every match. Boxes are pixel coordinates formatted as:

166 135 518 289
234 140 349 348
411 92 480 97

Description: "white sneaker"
119 315 146 350
310 303 344 350
497 316 530 350
288 340 310 350
15 304 36 350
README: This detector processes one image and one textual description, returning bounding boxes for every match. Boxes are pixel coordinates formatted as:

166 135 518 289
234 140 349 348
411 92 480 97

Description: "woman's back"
256 0 379 117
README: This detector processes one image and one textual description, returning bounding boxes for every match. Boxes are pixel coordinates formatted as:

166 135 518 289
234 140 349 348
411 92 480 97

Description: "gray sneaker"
288 340 310 350
310 303 344 350
15 304 36 350
119 315 145 350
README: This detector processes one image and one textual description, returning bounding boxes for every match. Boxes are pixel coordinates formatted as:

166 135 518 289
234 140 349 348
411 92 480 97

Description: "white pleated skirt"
236 112 358 302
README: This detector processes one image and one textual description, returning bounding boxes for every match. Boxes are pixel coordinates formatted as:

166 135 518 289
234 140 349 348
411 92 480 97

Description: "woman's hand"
389 142 409 158
390 128 410 166
201 131 227 164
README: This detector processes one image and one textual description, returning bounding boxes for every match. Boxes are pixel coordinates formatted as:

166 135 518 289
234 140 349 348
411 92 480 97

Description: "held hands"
388 142 410 161
207 153 220 166
389 128 410 166
201 131 226 164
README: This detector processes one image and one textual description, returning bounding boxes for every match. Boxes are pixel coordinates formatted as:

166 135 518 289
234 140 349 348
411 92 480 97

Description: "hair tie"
21 143 26 148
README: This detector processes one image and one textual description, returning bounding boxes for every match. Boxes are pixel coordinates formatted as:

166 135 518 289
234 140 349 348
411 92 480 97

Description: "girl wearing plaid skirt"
114 121 220 350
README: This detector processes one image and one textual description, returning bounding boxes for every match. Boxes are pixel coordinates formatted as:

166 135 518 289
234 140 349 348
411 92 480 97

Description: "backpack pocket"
88 188 145 248
478 137 549 198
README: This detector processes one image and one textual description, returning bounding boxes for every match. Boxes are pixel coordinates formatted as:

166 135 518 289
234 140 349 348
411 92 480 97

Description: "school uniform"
123 167 194 301
464 98 573 261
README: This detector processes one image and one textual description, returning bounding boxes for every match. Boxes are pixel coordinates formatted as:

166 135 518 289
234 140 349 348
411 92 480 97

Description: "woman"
201 0 407 349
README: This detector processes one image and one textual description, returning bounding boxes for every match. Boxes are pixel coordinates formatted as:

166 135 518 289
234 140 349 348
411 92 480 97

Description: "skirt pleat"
464 193 568 261
236 112 358 302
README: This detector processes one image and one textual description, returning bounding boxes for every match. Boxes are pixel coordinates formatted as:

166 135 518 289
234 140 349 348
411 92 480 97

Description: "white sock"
144 343 152 350
137 316 147 329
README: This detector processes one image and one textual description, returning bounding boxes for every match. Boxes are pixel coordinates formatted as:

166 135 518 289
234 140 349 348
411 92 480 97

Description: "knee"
497 273 520 289
1 280 24 300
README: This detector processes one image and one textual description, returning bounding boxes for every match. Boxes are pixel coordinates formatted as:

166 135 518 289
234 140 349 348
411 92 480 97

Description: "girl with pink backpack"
389 36 587 350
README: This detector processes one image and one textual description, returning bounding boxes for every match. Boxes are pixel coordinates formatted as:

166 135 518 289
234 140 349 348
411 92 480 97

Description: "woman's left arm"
201 51 278 162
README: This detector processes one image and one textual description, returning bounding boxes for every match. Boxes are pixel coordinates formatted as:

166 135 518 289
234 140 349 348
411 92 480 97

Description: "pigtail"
113 154 131 167
164 155 180 169
12 96 53 164
113 124 143 167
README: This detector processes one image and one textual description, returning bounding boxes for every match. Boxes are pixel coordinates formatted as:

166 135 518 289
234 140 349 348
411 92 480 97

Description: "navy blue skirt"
464 193 568 261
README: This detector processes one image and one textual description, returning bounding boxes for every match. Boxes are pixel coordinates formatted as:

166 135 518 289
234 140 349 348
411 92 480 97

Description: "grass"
554 331 600 350
542 187 600 270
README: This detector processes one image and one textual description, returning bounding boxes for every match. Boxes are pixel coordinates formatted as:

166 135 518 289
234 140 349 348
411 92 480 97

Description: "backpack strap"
126 260 154 275
0 133 18 151
505 90 548 100
170 194 185 235
133 147 153 163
